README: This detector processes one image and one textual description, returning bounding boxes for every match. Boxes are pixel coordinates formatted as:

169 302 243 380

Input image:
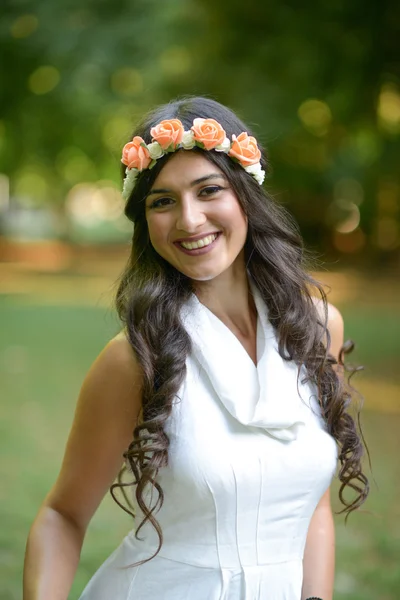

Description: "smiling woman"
24 96 369 600
144 153 248 282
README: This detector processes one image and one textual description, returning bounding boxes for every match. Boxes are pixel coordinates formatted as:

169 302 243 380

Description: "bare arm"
301 300 344 600
23 333 142 600
301 488 335 600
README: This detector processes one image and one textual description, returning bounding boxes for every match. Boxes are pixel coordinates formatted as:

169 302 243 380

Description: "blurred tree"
1 0 399 263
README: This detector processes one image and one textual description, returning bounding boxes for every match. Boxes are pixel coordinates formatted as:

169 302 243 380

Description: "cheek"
146 215 169 247
219 203 248 235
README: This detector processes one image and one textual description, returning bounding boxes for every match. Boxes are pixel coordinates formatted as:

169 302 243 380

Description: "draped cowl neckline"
180 280 308 441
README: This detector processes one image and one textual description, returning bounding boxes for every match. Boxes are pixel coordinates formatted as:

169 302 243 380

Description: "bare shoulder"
80 329 143 411
94 329 140 380
76 328 143 443
310 296 344 360
311 296 343 326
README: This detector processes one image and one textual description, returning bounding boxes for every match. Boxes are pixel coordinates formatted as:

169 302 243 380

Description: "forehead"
152 151 224 188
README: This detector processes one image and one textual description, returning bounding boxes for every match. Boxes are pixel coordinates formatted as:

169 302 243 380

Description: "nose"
175 197 207 233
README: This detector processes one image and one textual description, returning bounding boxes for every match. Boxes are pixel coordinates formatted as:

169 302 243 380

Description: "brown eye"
200 185 224 196
149 197 174 209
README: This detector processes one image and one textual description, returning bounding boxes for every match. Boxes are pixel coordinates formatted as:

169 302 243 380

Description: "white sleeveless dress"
79 283 337 600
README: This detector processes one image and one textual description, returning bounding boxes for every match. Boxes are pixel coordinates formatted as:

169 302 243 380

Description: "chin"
178 264 233 282
176 269 217 282
188 273 219 282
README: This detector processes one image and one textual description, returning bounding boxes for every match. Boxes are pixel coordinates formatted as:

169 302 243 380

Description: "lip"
173 231 221 243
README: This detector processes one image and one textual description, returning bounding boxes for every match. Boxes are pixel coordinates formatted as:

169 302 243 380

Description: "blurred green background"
0 1 399 599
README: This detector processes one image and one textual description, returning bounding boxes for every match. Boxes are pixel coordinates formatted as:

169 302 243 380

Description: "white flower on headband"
215 137 231 153
147 141 164 160
244 162 266 185
122 168 139 200
181 130 196 150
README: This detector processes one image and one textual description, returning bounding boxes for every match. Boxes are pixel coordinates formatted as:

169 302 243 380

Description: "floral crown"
121 117 265 200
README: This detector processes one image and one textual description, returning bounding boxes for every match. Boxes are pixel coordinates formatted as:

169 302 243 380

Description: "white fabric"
79 282 337 600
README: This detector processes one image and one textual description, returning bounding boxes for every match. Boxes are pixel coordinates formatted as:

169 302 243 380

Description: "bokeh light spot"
378 180 399 214
378 83 400 134
333 228 366 253
56 147 97 184
373 217 399 250
327 200 360 233
65 181 124 227
298 99 332 136
334 178 364 206
10 14 38 38
14 169 51 206
335 203 360 234
29 66 60 95
354 129 382 165
111 68 143 96
102 115 132 151
160 46 191 76
0 173 10 211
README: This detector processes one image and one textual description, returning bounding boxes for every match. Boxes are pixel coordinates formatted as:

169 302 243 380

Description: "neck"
193 264 257 337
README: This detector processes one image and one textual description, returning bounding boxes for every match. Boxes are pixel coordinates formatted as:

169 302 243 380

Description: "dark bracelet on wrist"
306 597 323 600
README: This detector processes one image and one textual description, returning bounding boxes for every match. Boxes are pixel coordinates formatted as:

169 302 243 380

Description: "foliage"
0 0 399 260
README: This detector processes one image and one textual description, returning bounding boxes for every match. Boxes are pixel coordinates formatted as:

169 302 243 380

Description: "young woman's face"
145 151 248 282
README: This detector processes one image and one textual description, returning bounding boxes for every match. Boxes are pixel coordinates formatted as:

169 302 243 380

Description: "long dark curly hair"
111 96 369 565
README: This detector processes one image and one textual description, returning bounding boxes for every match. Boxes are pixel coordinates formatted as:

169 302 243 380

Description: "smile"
179 233 218 250
174 232 221 256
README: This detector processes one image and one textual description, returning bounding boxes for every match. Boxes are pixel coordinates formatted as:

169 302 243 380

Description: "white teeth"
180 233 218 250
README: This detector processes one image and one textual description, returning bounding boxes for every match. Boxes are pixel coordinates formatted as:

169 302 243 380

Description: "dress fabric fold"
79 282 337 600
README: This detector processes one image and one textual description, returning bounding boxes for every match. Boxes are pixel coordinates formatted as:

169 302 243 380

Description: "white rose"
244 162 265 185
147 141 164 160
254 170 265 185
181 130 195 150
244 162 261 176
215 137 231 153
122 168 139 200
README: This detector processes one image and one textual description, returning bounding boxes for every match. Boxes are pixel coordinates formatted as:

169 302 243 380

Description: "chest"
232 329 257 365
165 358 338 511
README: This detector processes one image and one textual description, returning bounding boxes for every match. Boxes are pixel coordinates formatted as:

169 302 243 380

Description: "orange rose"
150 119 184 150
121 136 152 171
191 118 226 150
228 132 261 167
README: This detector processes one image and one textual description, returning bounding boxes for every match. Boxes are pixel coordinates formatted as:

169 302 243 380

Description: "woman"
23 96 369 600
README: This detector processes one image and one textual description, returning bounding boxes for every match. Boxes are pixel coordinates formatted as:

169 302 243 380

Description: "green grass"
340 305 400 382
331 411 400 599
1 296 399 599
0 298 128 600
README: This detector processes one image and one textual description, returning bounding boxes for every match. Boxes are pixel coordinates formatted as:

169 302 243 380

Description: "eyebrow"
146 174 226 198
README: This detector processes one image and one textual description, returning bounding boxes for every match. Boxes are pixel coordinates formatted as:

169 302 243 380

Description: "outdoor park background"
1 1 399 599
